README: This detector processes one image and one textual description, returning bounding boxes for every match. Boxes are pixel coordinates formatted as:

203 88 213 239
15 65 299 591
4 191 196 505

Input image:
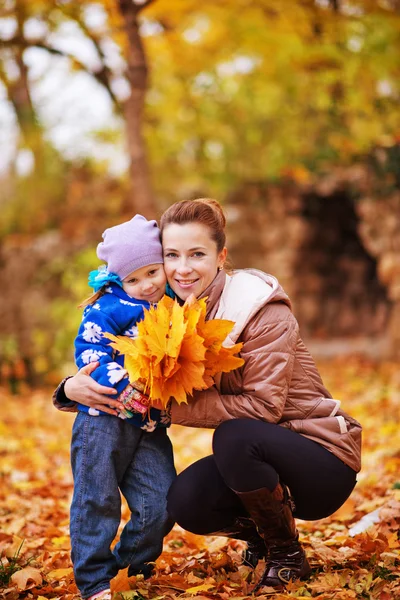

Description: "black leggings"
167 419 357 534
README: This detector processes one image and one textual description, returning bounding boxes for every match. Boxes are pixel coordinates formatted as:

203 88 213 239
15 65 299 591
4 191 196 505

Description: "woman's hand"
64 362 124 416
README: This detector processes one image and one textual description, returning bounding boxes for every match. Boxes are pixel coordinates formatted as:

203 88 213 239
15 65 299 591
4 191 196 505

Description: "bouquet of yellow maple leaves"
105 295 244 408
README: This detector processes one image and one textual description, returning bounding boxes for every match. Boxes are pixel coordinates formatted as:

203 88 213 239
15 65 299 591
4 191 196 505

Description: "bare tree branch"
73 20 120 107
1 35 121 109
56 2 121 106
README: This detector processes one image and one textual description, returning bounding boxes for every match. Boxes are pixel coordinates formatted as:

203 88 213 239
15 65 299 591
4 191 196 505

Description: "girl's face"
162 223 227 301
122 263 166 302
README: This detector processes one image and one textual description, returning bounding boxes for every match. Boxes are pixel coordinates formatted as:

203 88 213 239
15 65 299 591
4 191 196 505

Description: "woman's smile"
176 278 199 287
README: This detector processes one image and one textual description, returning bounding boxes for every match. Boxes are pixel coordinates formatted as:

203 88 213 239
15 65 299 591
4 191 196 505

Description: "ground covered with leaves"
0 358 399 599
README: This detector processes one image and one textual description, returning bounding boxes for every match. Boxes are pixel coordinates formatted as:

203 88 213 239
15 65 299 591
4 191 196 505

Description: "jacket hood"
199 268 292 346
240 269 292 308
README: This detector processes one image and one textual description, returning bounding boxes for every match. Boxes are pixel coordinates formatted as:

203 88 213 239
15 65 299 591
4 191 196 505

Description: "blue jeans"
70 412 176 598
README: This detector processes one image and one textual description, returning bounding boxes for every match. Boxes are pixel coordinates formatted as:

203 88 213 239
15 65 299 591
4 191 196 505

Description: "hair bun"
195 198 226 228
160 197 226 252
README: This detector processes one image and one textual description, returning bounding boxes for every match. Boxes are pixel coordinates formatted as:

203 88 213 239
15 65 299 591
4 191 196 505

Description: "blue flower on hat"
88 265 123 292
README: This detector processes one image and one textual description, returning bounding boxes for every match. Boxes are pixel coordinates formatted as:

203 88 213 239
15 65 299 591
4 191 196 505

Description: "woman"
54 198 361 591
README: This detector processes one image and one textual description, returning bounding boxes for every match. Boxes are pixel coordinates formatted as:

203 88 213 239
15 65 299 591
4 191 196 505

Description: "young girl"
70 215 176 600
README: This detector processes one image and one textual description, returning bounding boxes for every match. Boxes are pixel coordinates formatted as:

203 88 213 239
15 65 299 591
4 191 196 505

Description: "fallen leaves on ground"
0 357 399 599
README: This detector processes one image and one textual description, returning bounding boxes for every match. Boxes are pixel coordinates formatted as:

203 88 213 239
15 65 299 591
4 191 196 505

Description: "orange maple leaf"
105 296 244 407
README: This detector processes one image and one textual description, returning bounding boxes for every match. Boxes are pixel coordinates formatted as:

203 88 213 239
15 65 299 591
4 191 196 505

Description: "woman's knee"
212 419 257 470
213 419 250 453
212 419 282 491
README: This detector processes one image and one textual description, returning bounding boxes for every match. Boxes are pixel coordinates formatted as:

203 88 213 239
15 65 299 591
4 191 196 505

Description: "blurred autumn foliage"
1 3 399 598
2 0 400 197
0 358 399 599
1 0 400 380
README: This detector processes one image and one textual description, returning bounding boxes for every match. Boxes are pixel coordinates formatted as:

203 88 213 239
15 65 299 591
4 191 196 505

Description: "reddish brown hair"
160 198 226 252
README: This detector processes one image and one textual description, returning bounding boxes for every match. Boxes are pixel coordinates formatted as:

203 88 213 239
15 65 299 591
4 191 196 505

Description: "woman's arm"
171 304 299 428
53 362 124 416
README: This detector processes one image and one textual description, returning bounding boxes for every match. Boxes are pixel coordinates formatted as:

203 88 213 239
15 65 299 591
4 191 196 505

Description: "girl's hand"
119 384 150 416
64 362 124 416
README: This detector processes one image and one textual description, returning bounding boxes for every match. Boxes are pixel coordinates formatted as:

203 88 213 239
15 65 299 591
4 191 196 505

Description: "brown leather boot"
210 516 267 568
235 484 311 590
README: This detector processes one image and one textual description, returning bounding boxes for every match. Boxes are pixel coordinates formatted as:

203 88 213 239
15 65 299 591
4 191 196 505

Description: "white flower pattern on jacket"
81 349 107 364
82 322 103 343
124 326 138 338
120 299 140 307
141 419 157 432
106 362 128 384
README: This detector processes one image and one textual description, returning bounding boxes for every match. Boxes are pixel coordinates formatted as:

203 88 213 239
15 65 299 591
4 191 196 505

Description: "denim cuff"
52 376 78 413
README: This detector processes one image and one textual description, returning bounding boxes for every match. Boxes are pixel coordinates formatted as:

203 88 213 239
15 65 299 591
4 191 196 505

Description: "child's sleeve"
74 305 130 396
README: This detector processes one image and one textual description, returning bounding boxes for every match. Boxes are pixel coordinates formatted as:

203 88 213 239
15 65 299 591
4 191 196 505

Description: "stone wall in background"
225 169 396 356
356 191 400 356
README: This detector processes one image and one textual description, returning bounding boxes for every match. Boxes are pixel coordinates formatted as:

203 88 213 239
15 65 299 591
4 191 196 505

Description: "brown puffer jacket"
171 269 362 473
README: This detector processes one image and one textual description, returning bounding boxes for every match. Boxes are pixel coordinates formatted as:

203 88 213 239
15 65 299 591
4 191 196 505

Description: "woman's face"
162 223 227 300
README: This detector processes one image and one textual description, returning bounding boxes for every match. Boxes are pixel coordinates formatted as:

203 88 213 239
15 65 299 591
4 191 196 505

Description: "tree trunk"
118 0 156 217
6 3 45 170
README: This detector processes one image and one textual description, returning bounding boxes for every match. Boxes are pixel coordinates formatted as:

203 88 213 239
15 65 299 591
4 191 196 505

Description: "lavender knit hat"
97 215 163 280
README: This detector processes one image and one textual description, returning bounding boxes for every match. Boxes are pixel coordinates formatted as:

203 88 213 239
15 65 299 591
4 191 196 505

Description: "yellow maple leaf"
205 343 245 378
105 296 244 408
185 583 215 595
46 567 74 580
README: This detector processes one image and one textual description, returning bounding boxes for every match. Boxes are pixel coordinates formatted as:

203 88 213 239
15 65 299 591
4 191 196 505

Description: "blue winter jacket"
74 283 170 430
